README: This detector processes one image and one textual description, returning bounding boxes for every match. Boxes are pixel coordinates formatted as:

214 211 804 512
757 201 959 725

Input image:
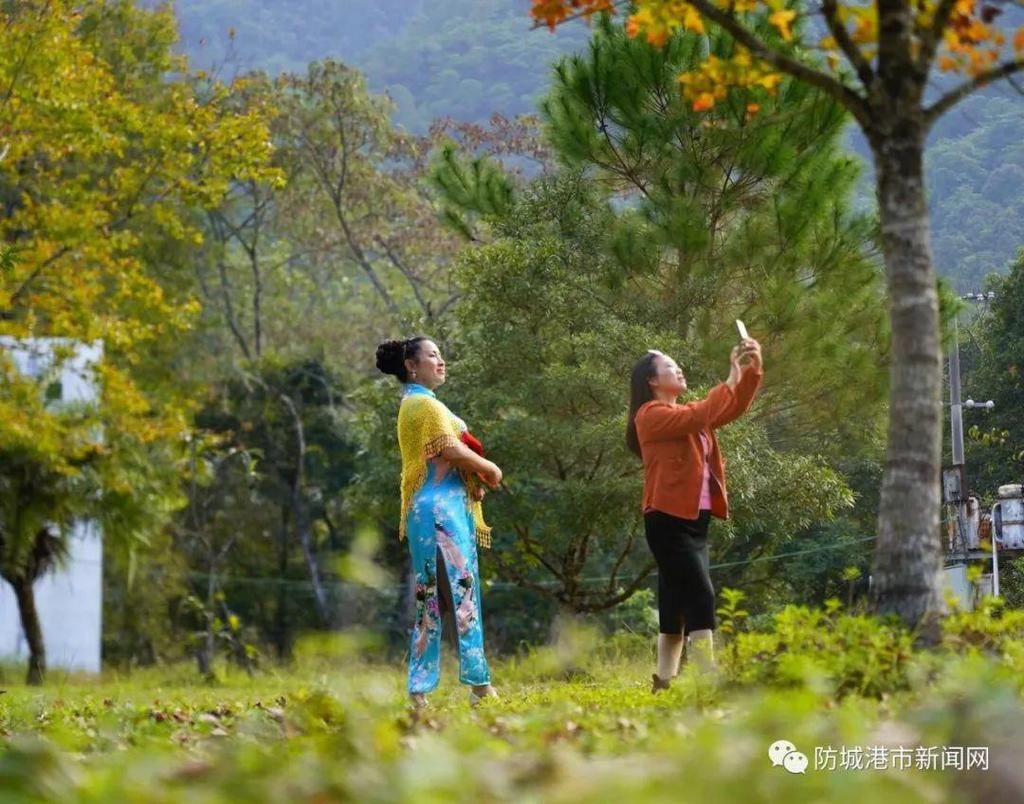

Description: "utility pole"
945 291 996 602
949 314 965 467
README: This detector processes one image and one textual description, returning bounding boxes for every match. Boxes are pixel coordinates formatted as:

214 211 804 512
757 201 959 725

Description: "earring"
411 371 417 380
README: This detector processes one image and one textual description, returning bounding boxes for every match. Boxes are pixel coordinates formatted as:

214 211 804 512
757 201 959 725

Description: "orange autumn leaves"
936 0 1022 74
531 0 1024 111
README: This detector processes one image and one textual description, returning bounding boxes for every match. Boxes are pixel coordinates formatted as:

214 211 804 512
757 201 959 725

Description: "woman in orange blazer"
626 339 762 690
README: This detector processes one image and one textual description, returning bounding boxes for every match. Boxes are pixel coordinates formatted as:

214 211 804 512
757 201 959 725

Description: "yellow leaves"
0 0 274 458
954 0 976 17
938 55 959 72
1015 27 1024 52
626 1 705 47
678 48 782 113
848 6 879 45
682 4 705 34
768 9 797 42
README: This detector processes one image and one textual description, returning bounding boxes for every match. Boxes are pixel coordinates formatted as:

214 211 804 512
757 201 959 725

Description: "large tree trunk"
12 576 46 685
868 120 944 633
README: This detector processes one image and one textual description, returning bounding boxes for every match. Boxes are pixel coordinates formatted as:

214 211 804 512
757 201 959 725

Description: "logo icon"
768 739 809 774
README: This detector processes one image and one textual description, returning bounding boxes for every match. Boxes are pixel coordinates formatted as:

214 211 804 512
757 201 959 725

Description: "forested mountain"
165 0 588 130
161 0 1022 286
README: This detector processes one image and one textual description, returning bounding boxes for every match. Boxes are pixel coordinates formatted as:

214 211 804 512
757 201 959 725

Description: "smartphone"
736 319 749 341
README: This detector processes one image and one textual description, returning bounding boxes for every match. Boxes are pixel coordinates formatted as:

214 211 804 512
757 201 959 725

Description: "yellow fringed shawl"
397 391 492 548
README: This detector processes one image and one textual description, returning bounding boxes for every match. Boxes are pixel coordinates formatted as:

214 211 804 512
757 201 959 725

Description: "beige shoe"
469 684 499 707
409 692 429 710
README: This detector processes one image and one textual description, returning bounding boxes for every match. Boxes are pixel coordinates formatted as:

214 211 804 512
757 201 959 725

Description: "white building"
0 338 103 673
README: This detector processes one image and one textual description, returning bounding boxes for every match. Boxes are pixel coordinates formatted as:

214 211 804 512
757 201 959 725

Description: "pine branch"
925 58 1024 125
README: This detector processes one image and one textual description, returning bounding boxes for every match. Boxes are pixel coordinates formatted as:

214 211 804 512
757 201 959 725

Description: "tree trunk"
12 576 46 685
868 122 944 634
278 391 330 626
274 507 292 661
293 489 330 626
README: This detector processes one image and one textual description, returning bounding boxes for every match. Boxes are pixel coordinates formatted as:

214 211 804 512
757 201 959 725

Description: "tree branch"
924 59 1024 125
215 253 253 363
821 0 875 89
3 246 70 315
573 560 656 613
373 235 432 318
606 518 639 594
687 0 872 128
916 0 960 74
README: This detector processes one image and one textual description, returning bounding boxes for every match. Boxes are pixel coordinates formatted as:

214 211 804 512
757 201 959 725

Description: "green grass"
1 615 1021 802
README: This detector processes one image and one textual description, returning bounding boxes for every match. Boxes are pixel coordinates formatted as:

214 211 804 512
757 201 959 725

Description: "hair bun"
375 339 406 377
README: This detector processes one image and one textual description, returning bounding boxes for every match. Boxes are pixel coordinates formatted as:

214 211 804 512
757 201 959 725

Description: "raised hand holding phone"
733 320 762 371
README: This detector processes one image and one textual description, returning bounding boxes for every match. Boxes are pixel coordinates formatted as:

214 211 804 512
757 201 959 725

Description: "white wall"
0 521 103 672
0 338 104 673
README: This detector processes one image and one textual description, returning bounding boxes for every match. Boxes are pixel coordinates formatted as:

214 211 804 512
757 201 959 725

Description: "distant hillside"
164 0 587 130
161 0 1024 286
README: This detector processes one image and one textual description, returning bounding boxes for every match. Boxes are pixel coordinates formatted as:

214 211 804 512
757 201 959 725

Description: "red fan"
460 430 485 457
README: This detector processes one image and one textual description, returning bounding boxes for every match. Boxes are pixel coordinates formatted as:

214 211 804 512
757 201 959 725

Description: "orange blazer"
635 368 763 521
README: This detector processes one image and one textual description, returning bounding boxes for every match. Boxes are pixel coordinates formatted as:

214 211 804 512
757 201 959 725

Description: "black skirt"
643 509 715 635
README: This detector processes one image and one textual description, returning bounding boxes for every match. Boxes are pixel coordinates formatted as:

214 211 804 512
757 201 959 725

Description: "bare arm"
441 441 503 488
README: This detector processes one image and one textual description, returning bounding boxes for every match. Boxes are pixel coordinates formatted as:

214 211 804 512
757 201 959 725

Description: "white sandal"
469 685 499 707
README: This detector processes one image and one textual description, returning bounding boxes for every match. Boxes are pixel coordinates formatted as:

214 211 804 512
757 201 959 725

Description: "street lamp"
949 290 996 466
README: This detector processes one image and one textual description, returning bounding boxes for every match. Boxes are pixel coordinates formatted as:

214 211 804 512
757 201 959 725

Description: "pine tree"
541 18 888 454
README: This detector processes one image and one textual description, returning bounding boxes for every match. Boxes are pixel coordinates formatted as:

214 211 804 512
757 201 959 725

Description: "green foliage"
0 246 18 274
431 142 517 238
541 18 889 457
2 609 1024 801
414 19 883 613
423 170 855 611
959 249 1024 497
182 591 260 677
942 594 1024 657
728 597 915 698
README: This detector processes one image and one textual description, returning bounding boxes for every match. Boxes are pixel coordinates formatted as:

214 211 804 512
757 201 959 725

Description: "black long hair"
375 336 429 383
626 351 661 458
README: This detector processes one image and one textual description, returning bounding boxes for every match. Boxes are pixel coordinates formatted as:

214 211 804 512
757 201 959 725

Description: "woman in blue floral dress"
376 336 503 708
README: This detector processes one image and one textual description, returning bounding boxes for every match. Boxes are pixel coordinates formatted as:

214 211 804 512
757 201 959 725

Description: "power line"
168 533 880 594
